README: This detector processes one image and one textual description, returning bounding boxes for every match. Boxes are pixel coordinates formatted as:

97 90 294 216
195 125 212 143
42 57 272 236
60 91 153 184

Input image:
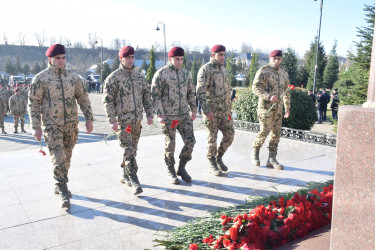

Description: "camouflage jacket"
103 64 153 125
9 94 27 115
28 63 93 129
0 96 5 113
151 62 197 117
0 89 7 108
252 64 291 111
196 58 232 114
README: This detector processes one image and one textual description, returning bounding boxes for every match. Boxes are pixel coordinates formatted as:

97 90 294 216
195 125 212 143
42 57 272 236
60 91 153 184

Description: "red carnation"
171 120 179 128
288 84 295 90
189 243 199 250
228 114 232 120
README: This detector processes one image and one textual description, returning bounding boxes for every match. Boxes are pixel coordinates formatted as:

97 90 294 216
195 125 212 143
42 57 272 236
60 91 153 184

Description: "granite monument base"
330 105 375 249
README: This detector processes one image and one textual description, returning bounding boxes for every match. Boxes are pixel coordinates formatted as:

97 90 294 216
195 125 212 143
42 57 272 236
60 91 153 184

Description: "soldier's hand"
191 112 196 121
110 122 119 132
270 95 279 102
284 108 290 118
206 112 215 121
32 128 42 141
86 121 93 134
147 117 153 125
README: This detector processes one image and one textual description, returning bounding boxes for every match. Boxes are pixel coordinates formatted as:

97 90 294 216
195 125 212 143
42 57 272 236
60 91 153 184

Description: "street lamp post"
156 22 167 65
66 43 72 70
312 0 324 95
95 38 104 93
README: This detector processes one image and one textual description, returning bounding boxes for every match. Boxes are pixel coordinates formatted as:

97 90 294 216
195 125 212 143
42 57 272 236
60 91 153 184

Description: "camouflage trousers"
162 115 196 166
13 114 25 127
118 121 142 175
204 112 235 158
44 123 79 185
253 108 283 152
0 113 3 128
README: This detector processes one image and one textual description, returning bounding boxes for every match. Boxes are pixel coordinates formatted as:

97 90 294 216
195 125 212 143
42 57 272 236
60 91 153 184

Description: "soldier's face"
170 56 184 69
50 54 66 69
270 56 282 67
212 52 226 65
121 55 135 69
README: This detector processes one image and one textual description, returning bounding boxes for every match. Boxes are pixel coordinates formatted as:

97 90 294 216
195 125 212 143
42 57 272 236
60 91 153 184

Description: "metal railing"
233 120 336 147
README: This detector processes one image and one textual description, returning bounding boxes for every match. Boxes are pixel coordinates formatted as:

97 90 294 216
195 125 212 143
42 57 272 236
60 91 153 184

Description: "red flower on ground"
189 243 198 250
125 124 131 133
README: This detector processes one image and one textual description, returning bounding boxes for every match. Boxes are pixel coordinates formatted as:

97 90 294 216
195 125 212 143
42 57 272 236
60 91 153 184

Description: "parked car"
9 75 24 85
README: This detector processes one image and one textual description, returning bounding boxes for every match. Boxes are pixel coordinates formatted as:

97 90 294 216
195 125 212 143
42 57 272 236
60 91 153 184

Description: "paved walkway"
0 130 335 249
0 93 336 249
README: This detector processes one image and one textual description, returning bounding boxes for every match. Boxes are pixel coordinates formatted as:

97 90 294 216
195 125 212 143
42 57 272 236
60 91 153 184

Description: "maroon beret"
211 45 226 53
119 46 135 59
46 44 66 57
168 47 184 57
269 50 282 57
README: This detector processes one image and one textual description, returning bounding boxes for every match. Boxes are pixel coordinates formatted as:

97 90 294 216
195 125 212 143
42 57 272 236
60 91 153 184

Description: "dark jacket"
316 95 327 111
330 95 340 110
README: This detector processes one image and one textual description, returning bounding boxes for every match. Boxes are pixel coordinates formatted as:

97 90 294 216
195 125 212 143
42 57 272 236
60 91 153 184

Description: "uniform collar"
48 62 66 74
210 57 222 68
120 63 134 75
168 61 180 71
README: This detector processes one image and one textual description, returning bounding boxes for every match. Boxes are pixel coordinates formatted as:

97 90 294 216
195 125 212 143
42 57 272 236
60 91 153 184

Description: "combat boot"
120 173 132 186
266 151 284 170
21 125 26 133
208 157 222 176
251 148 260 166
167 164 179 184
128 173 143 195
56 183 70 208
1 128 6 134
216 153 228 172
14 126 18 134
54 186 72 197
177 159 191 182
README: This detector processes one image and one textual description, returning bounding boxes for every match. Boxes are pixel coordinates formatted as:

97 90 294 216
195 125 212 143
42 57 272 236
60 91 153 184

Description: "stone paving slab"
0 127 335 250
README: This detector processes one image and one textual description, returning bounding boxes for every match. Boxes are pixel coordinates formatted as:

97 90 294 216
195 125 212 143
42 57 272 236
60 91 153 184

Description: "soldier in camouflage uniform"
29 44 94 208
0 95 6 134
196 45 235 176
0 84 8 115
151 47 197 184
103 46 154 195
252 50 291 170
9 88 27 133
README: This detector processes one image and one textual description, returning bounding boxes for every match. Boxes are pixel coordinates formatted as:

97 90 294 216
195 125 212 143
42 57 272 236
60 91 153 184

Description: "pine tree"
101 63 111 82
296 64 309 88
140 59 149 73
15 56 22 74
146 46 157 84
304 36 327 91
22 64 30 75
4 57 16 75
190 55 199 86
31 62 42 74
323 41 339 89
340 4 375 105
282 48 298 85
246 52 259 86
182 54 187 69
226 54 237 87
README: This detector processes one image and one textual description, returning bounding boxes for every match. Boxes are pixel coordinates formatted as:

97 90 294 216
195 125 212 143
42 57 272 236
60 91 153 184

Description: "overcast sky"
1 0 373 57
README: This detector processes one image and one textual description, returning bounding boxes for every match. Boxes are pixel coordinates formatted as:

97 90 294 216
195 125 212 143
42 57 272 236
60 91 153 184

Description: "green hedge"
233 88 317 130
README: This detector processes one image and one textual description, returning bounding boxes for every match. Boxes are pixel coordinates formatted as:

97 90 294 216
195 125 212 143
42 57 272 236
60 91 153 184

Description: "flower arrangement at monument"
155 181 333 250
